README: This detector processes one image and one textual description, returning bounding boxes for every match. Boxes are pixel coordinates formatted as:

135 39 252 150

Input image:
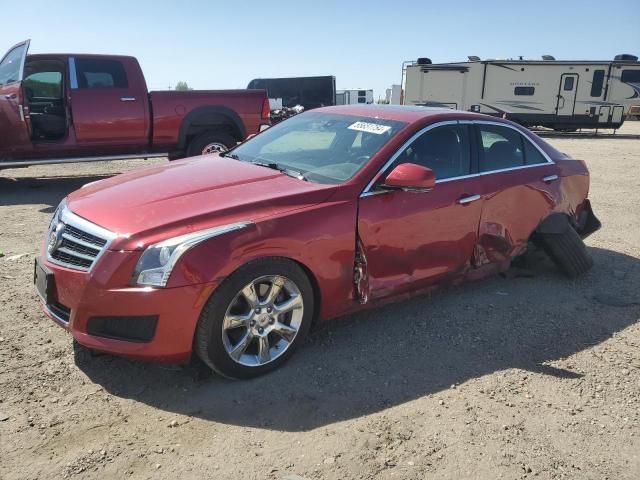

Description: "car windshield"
229 111 407 184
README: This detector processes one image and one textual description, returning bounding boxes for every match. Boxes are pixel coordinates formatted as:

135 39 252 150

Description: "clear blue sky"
2 0 638 99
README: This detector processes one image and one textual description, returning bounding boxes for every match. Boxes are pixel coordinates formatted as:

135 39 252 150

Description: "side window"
0 44 27 86
479 125 524 171
24 72 63 98
563 76 575 91
590 70 605 97
396 124 471 180
621 69 640 83
514 86 535 96
522 138 548 165
74 58 128 89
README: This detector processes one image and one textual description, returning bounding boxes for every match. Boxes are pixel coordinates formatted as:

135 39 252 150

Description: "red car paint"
0 40 269 163
37 105 595 363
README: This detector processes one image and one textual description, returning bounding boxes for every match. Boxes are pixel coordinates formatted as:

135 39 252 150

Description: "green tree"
175 81 192 91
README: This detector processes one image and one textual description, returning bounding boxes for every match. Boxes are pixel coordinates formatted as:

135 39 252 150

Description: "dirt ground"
1 123 639 480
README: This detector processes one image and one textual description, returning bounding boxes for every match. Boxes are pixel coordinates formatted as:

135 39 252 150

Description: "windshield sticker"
348 121 392 135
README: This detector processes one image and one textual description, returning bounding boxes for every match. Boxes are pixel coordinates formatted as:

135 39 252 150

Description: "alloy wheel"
221 275 304 367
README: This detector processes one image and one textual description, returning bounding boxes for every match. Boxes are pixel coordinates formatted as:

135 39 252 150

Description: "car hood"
67 155 337 250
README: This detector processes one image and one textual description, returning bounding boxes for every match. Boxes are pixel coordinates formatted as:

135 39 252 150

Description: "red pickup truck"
0 40 270 168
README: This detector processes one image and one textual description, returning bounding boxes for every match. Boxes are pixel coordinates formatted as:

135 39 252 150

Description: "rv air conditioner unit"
468 56 481 61
541 55 556 61
614 54 638 62
417 57 432 65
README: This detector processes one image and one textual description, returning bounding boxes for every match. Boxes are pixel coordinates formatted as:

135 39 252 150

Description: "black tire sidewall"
187 131 236 157
195 258 314 379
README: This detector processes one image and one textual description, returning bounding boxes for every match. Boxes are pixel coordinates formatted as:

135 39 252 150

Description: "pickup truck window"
74 58 128 89
24 72 62 98
0 44 27 85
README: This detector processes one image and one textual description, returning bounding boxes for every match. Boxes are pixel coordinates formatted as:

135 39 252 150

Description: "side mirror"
382 163 435 192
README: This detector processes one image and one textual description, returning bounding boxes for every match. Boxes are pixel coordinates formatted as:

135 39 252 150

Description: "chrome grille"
47 204 114 272
63 224 107 248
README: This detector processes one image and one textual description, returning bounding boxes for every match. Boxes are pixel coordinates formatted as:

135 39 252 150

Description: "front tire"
195 258 314 379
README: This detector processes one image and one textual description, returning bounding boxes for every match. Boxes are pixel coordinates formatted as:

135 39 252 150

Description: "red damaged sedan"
35 105 600 378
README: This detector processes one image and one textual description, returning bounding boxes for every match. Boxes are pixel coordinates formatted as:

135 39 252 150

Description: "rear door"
0 40 32 157
475 122 561 264
68 56 148 148
357 122 483 299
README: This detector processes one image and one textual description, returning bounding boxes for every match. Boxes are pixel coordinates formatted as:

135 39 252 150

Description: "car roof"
314 104 494 124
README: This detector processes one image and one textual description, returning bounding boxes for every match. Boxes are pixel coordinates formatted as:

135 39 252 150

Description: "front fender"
166 199 359 321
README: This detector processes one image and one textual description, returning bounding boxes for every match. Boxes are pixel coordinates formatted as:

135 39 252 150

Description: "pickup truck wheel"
195 258 314 379
536 226 593 278
187 131 237 157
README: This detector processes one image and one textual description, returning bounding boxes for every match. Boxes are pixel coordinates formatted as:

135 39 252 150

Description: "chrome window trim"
46 206 116 272
69 57 78 89
359 119 554 198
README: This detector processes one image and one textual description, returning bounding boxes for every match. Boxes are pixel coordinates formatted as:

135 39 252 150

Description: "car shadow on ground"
74 246 640 432
0 174 113 210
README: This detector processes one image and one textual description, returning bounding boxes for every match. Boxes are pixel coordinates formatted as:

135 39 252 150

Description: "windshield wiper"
250 161 308 181
221 152 240 160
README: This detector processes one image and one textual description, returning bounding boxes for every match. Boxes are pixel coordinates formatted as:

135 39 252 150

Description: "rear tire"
195 258 314 379
536 227 593 278
186 130 237 157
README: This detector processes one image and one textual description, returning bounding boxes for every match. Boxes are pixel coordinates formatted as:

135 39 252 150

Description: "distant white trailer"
336 89 374 105
402 54 640 130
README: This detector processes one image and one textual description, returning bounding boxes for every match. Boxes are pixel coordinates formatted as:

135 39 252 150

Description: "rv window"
590 70 605 97
563 76 575 91
394 124 471 180
357 97 367 103
479 125 525 171
514 86 535 96
621 70 640 83
358 90 367 96
74 58 128 89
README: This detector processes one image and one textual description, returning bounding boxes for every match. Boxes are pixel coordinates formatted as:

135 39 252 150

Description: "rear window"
75 58 128 89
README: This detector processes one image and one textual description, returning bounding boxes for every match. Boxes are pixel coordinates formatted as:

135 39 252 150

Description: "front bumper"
37 250 217 363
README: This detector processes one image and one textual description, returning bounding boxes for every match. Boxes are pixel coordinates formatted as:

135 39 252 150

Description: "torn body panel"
354 238 369 304
476 163 561 265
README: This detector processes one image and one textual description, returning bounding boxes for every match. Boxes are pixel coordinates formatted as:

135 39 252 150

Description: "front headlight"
133 221 253 287
49 198 67 230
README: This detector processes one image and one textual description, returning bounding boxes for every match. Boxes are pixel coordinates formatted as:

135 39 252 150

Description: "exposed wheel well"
177 106 246 153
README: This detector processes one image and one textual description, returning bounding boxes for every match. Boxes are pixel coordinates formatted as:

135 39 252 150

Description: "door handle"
458 194 481 205
120 97 136 102
4 93 17 100
543 174 559 183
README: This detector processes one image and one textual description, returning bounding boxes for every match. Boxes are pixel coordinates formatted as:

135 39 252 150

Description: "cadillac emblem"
48 223 65 254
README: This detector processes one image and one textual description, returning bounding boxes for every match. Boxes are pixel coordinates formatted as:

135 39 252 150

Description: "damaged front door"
356 122 483 300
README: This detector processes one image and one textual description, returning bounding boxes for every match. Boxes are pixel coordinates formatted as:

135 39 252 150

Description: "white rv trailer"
402 54 640 130
336 89 374 105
